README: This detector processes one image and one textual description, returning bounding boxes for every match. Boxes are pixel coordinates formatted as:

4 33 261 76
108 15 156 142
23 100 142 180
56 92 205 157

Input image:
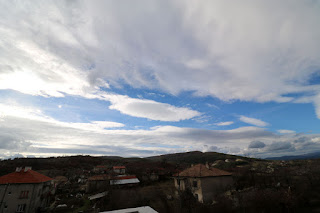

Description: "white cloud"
0 0 319 117
1 102 320 159
215 121 234 126
277 129 296 134
314 94 320 119
99 94 201 122
239 115 269 127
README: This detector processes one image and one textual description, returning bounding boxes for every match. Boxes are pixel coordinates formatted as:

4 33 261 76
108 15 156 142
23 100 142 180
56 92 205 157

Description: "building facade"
174 164 233 203
0 167 53 213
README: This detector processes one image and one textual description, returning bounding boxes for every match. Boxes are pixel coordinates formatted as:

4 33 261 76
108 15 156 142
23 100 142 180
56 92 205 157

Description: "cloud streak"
104 94 201 122
216 121 234 126
239 116 269 127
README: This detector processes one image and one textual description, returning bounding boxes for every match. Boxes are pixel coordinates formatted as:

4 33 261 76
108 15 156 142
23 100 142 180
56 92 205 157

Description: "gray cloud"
267 141 293 151
294 137 309 143
248 141 266 149
0 132 31 150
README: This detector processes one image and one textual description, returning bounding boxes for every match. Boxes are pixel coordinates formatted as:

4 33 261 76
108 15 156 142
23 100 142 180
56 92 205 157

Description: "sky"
0 0 320 159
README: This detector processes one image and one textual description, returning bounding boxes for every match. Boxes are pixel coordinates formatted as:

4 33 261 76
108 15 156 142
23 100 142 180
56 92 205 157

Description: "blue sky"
0 0 320 159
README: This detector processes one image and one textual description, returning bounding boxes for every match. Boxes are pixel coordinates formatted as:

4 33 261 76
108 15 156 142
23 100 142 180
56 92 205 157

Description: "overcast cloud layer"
1 0 320 158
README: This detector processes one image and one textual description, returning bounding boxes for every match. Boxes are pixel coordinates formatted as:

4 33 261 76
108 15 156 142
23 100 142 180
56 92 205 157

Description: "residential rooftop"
174 164 232 178
0 167 52 184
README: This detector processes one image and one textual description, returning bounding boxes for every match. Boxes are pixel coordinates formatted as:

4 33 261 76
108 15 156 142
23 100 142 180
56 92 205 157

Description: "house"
100 206 158 213
113 166 126 175
173 164 233 203
86 174 110 193
0 167 53 213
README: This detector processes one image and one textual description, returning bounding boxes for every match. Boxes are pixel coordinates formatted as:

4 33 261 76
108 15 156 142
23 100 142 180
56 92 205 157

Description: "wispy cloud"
239 116 269 127
103 94 201 122
215 121 234 126
278 129 296 134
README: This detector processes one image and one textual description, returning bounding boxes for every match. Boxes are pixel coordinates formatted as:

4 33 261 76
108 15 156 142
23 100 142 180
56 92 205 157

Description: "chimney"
16 167 22 172
24 167 32 172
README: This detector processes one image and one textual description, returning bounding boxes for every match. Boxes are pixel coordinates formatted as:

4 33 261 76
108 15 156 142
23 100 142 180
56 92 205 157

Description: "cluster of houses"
86 165 140 193
0 163 233 212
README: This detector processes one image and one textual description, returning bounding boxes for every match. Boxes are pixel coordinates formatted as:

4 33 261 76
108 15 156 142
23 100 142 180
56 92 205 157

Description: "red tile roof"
174 164 232 177
0 170 52 184
113 166 126 169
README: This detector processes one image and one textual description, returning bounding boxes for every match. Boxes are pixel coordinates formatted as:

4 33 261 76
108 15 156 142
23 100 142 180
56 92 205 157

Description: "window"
19 191 29 199
193 180 198 188
16 204 26 212
194 193 199 201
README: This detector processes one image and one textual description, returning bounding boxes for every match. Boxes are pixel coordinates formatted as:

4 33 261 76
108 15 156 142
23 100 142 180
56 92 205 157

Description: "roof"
0 169 52 184
174 164 232 178
88 191 108 200
100 206 158 213
110 176 140 185
88 175 110 181
113 166 126 169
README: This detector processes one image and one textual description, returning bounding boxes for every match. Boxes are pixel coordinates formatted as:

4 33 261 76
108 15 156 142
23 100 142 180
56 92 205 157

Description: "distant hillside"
0 151 257 176
266 151 320 160
146 151 254 164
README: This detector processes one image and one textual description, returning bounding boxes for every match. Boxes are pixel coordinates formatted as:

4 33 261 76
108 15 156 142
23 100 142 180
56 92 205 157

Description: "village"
1 152 320 212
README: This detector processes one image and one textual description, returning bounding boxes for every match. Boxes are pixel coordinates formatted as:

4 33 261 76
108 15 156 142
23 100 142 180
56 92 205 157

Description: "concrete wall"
0 181 52 213
174 176 233 203
174 178 186 191
200 176 233 203
188 178 203 203
174 178 203 202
